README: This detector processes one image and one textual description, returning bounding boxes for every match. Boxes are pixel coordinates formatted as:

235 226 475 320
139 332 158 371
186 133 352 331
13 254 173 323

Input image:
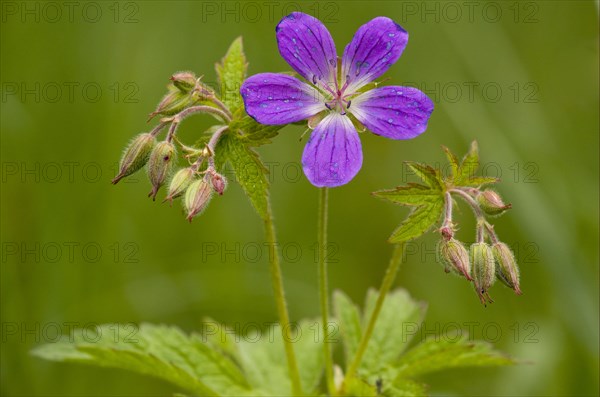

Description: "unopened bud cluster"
148 71 214 121
113 72 230 222
438 188 521 305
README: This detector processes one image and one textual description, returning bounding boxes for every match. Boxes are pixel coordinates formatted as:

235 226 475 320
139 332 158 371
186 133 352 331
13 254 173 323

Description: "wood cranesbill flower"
240 12 434 187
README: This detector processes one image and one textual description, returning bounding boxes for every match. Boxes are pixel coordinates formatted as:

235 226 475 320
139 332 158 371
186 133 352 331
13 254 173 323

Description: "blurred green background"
1 0 598 395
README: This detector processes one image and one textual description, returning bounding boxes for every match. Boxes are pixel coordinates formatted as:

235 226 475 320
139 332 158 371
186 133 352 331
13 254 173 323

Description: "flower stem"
318 187 335 395
344 243 405 384
264 199 303 396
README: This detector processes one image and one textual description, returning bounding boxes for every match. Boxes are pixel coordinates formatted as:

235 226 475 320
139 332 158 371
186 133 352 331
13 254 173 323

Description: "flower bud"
477 190 511 217
163 168 195 205
492 242 522 295
439 239 472 280
147 141 176 200
112 133 156 185
147 90 197 121
209 170 227 195
185 178 213 222
170 71 197 92
470 242 496 305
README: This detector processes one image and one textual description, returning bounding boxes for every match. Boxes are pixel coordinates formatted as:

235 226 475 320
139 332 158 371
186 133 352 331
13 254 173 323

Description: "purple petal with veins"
342 17 408 93
350 86 434 140
241 73 325 125
276 12 338 91
302 113 363 187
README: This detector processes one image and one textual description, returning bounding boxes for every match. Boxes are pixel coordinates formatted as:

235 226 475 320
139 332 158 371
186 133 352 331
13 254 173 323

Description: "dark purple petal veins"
350 86 434 139
302 113 363 187
241 73 325 125
342 17 408 93
276 12 338 91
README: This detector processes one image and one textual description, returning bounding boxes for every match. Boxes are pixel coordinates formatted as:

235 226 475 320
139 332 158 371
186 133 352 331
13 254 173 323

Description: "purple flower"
241 12 434 187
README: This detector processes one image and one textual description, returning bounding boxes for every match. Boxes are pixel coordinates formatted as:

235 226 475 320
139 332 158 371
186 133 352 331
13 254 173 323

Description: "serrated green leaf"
229 110 282 147
373 184 442 207
359 289 427 381
388 198 444 243
383 378 428 397
405 162 443 190
31 323 252 396
460 176 500 187
201 317 240 362
442 145 460 180
455 141 479 185
216 37 247 113
333 290 363 368
394 335 514 378
343 376 378 396
237 321 324 395
217 133 270 220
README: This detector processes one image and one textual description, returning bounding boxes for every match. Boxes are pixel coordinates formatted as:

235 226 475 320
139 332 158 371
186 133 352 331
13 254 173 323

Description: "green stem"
344 243 405 383
318 187 336 395
264 199 303 396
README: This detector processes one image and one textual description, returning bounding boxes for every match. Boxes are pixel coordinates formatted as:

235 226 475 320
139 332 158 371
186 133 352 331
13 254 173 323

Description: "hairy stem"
264 200 303 396
210 95 233 120
166 105 232 142
344 243 405 384
206 125 229 168
450 188 483 218
149 120 169 137
440 191 454 239
318 187 335 395
450 188 500 243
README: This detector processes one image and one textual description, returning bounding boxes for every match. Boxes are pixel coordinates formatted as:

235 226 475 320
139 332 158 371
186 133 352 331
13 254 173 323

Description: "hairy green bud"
147 90 197 121
470 242 496 305
170 71 197 92
208 170 228 195
477 190 511 217
112 133 156 185
185 178 213 222
439 238 472 280
163 168 195 205
492 242 522 295
147 141 176 200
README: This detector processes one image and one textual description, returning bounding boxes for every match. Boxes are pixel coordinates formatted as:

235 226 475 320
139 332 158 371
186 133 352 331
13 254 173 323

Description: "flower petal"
241 73 325 125
350 86 434 139
302 113 363 187
342 17 408 93
276 12 337 90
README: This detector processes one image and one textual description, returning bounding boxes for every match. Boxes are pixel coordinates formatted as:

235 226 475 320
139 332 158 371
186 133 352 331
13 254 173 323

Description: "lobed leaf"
359 289 427 379
455 141 480 186
217 133 271 220
236 321 324 396
333 290 363 368
388 198 444 243
394 335 514 378
373 184 442 207
405 162 443 190
31 323 252 396
216 37 248 113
